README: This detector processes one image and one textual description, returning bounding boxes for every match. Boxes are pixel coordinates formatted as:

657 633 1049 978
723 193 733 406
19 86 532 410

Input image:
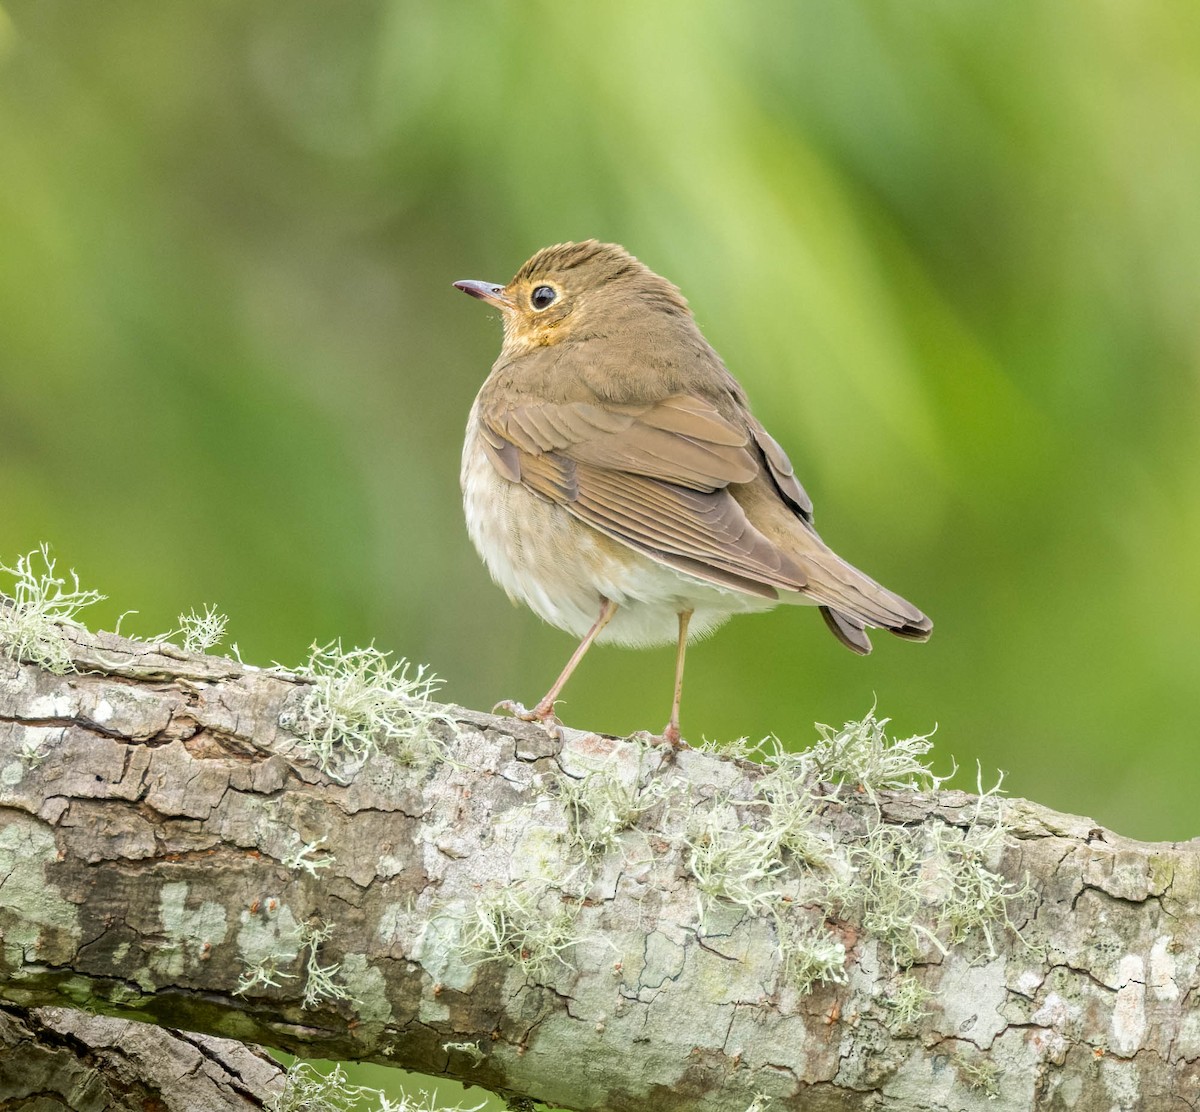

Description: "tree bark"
0 622 1197 1111
0 1004 284 1110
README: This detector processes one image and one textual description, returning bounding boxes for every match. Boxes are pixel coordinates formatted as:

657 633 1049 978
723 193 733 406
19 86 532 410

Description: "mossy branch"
0 563 1197 1111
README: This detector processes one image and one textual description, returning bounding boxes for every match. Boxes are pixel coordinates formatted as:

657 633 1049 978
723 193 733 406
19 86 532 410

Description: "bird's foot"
630 725 687 752
493 699 563 739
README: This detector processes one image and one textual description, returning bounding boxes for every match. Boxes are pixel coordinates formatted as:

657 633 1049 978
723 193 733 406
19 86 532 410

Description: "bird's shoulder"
481 317 746 421
476 316 815 519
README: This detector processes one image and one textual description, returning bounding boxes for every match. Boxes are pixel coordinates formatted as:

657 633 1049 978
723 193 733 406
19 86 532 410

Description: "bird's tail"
791 548 932 655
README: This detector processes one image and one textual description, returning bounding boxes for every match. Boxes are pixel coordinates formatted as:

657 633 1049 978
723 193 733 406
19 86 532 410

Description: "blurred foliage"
4 1 1199 1106
1 0 1198 907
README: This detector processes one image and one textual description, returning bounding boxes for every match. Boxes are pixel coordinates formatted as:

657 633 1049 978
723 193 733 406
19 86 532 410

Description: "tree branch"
0 1004 284 1110
0 619 1197 1111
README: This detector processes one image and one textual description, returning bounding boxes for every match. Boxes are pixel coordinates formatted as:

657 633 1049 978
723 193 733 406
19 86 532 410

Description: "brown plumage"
456 240 931 744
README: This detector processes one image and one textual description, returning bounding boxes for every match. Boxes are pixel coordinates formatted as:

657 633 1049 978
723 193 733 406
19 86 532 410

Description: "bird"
455 240 930 746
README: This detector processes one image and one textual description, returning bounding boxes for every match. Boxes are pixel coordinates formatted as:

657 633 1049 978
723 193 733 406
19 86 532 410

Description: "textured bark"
0 623 1197 1111
0 1004 284 1110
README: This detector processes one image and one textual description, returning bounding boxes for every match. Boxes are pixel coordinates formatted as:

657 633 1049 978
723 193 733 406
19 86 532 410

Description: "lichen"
280 641 451 781
682 800 790 921
0 545 105 674
235 899 302 997
883 973 933 1032
952 1050 1002 1097
0 818 81 966
456 882 583 980
830 821 937 968
775 916 849 993
624 713 1023 1001
281 834 335 877
555 762 674 858
151 881 229 984
235 916 349 1009
174 603 229 653
337 952 394 1029
299 920 350 1009
267 1061 483 1112
800 710 953 800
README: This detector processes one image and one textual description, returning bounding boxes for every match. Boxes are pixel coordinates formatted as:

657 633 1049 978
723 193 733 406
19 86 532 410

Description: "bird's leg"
495 597 617 733
661 609 693 748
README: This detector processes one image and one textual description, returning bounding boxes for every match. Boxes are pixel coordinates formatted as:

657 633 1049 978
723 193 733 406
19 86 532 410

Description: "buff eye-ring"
530 285 557 310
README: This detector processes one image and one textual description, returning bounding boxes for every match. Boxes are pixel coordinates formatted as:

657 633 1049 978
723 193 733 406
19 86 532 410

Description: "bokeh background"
2 0 1198 1103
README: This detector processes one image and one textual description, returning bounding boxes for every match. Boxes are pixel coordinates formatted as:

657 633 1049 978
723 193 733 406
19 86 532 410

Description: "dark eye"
530 285 557 310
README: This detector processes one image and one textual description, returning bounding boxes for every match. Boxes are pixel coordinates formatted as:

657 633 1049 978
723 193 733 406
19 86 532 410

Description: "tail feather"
820 606 873 655
889 616 933 642
803 552 932 652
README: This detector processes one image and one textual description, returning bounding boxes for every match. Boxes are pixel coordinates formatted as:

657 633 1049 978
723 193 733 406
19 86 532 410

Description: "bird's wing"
489 394 756 489
479 394 806 597
744 414 814 523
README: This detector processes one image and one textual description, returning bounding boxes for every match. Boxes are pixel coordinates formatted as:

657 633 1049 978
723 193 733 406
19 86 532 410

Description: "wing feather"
492 396 756 490
746 415 814 522
482 394 805 597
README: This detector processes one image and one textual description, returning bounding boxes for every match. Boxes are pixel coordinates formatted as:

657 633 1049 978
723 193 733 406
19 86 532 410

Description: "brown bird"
456 241 930 746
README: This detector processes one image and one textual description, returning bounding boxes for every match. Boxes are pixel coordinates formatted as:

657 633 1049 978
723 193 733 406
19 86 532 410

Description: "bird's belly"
461 430 773 647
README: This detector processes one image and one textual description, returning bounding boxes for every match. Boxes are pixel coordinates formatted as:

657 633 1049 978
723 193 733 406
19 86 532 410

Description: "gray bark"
0 622 1197 1111
0 1005 284 1110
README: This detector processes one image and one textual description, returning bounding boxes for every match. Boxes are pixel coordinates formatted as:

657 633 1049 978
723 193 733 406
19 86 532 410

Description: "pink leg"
661 609 692 748
496 598 618 732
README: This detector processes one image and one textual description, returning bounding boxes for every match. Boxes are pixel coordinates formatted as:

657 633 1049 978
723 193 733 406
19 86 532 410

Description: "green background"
2 1 1198 1105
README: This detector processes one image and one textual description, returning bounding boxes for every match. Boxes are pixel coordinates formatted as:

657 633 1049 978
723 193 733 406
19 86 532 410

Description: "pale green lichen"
933 776 1035 957
235 905 363 1013
556 764 674 858
299 921 350 1009
235 952 297 996
457 883 582 980
150 880 229 984
934 824 1016 953
953 1050 1002 1098
677 714 1024 997
0 819 81 965
336 953 394 1029
0 545 105 674
830 821 940 968
281 641 450 781
682 801 790 921
883 973 934 1032
752 754 831 868
18 730 54 768
802 710 954 800
236 916 347 1009
694 734 768 761
281 834 334 877
175 603 229 653
267 1061 483 1112
681 745 832 954
235 901 303 997
776 916 848 993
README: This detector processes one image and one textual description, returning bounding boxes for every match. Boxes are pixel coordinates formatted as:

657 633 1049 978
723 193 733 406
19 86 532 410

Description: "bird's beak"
453 280 514 309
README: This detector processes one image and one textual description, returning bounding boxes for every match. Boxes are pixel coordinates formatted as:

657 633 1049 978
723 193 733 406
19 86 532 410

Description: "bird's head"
454 240 690 354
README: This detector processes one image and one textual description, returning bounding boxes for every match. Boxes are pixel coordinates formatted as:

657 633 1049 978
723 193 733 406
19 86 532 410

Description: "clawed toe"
630 726 687 751
660 722 686 750
493 699 563 738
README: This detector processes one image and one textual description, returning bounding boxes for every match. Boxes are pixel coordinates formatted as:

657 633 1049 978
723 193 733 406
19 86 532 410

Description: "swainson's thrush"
456 241 931 745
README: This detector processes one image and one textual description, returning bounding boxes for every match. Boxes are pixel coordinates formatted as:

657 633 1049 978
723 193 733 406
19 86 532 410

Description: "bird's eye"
530 285 557 310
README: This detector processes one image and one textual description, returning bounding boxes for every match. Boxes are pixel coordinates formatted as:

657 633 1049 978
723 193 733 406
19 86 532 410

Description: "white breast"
461 405 776 648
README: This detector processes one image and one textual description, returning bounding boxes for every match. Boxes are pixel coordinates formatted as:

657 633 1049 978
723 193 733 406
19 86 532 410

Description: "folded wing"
481 394 806 598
